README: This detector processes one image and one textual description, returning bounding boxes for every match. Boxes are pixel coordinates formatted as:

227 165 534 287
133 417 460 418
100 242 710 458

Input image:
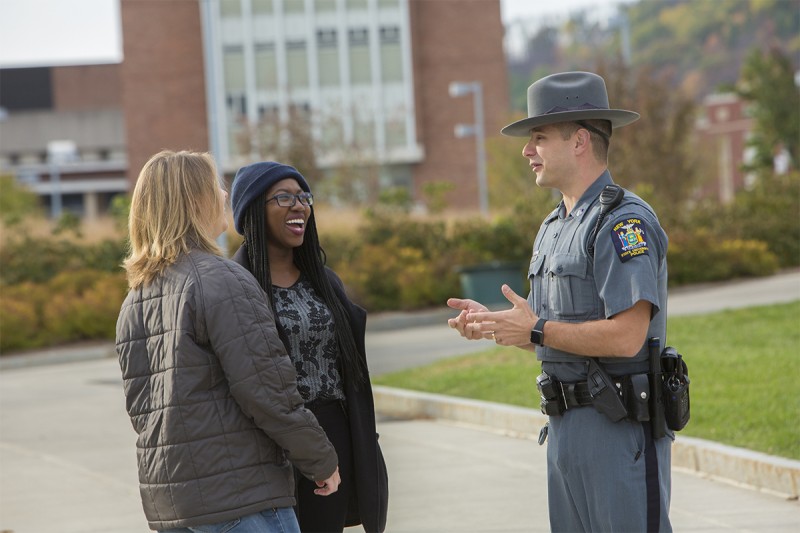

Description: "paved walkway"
1 270 799 532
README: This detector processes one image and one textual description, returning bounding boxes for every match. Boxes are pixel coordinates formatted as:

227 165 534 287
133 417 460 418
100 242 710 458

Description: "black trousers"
296 400 354 533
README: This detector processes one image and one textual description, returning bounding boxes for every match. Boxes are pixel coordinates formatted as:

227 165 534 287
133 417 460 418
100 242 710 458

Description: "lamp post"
46 140 78 219
449 81 488 216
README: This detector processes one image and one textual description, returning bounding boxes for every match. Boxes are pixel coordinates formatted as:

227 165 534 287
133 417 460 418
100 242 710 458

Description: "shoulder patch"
610 217 649 262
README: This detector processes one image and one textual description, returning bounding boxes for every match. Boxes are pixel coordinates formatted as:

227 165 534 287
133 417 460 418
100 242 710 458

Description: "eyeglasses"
266 192 314 207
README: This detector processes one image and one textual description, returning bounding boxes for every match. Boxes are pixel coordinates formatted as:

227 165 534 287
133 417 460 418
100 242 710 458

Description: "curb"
373 385 800 500
0 342 116 371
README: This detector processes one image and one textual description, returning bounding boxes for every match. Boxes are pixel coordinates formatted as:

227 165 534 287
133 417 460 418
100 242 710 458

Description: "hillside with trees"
508 0 799 109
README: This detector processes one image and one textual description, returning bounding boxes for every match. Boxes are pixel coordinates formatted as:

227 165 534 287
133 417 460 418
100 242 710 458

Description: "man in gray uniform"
448 71 672 532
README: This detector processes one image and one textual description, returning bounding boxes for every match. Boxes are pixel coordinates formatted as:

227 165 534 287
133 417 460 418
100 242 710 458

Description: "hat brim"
501 109 640 137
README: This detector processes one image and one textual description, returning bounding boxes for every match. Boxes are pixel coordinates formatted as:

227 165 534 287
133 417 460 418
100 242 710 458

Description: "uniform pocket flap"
549 253 588 279
529 253 546 277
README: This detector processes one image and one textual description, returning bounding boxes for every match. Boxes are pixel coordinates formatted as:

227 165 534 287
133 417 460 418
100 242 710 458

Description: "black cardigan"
232 245 388 532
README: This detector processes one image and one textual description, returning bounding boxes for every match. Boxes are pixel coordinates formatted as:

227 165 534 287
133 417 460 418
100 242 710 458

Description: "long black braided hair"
241 190 367 388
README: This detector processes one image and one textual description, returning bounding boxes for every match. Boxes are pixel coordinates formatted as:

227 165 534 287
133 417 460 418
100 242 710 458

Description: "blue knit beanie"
230 161 311 234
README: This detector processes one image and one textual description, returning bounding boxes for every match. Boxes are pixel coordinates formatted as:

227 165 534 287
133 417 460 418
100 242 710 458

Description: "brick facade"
119 0 209 182
52 64 122 111
408 0 509 210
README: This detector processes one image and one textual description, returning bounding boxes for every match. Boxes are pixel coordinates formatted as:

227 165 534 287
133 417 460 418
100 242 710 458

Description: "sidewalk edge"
373 385 800 500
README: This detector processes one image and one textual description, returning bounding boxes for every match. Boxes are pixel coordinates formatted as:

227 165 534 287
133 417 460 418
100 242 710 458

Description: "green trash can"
456 261 526 306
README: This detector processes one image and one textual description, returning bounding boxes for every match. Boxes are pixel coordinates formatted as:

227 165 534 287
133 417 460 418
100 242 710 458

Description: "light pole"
46 140 78 219
449 81 488 216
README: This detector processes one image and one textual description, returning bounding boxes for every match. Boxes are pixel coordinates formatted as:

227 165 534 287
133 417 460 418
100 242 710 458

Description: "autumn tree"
597 60 711 231
736 47 800 174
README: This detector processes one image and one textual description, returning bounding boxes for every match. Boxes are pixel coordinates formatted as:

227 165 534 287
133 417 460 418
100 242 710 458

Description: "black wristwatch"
530 318 547 346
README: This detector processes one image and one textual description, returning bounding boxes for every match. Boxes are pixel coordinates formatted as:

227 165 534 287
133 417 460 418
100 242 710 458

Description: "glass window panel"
315 0 336 12
318 49 340 86
224 47 245 91
220 0 241 17
380 43 402 82
347 0 368 10
349 29 371 85
255 45 277 90
321 117 344 149
285 0 305 13
385 118 406 148
287 42 309 89
349 48 370 84
354 118 374 149
253 0 273 14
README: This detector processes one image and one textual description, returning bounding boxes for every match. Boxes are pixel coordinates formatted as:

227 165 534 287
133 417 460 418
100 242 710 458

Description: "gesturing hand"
465 284 537 347
447 297 490 341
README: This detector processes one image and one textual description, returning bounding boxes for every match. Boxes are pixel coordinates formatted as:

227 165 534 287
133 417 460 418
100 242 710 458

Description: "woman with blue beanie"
230 161 388 533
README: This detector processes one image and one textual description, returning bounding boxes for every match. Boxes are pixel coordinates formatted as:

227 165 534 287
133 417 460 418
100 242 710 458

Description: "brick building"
695 92 756 203
119 0 510 210
0 65 127 219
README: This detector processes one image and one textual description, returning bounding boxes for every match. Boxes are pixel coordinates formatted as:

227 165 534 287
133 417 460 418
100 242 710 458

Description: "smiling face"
264 178 310 255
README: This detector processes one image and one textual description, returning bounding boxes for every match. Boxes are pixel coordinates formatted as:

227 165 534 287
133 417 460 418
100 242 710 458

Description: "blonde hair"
123 150 224 289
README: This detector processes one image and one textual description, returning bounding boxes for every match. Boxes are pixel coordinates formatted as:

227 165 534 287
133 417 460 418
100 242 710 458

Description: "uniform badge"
611 218 649 262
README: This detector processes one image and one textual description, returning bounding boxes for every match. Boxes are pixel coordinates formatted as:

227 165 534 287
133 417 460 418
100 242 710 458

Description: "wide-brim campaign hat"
501 71 640 137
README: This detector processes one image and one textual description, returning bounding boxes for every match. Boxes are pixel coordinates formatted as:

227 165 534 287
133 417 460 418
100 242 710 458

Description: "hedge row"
0 269 127 353
1 171 796 353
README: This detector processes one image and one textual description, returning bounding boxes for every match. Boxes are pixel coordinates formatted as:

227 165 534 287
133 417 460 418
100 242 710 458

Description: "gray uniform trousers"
546 406 673 532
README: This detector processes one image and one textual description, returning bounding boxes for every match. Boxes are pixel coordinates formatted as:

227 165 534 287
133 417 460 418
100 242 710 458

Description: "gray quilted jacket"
116 249 337 531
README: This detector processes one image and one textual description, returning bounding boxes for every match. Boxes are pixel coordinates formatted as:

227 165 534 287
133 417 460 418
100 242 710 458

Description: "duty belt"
536 370 650 420
555 381 593 409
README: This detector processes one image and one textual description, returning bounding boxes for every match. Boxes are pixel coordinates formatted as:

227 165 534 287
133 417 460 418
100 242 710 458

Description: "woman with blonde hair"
116 150 340 533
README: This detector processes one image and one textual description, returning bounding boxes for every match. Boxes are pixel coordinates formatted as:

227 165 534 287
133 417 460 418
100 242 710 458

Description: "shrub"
667 230 779 285
43 270 127 343
0 289 41 351
0 235 126 285
0 269 127 353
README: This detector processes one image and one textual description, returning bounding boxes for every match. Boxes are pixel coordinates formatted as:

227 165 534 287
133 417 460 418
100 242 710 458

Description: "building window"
315 0 336 12
255 43 278 90
226 94 247 117
354 117 375 150
317 30 339 86
220 0 241 17
286 41 309 89
347 0 368 10
378 0 399 7
252 0 273 14
285 0 305 13
380 27 402 83
385 117 406 149
349 29 371 85
224 46 246 92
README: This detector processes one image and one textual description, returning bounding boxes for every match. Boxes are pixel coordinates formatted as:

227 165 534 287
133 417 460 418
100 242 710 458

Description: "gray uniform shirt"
527 171 669 382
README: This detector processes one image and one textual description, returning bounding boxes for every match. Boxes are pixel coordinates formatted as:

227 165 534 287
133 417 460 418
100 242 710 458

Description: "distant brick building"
0 64 127 219
695 92 755 203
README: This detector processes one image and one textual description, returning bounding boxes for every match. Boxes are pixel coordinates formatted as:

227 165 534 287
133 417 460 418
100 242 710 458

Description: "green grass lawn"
374 301 800 460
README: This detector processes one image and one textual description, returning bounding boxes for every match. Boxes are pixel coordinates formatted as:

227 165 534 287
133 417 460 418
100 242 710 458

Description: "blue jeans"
159 507 300 533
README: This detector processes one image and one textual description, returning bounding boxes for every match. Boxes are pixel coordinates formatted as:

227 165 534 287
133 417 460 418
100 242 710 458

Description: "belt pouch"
627 373 651 422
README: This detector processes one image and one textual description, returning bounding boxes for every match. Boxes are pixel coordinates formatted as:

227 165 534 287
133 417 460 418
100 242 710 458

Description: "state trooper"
448 71 672 532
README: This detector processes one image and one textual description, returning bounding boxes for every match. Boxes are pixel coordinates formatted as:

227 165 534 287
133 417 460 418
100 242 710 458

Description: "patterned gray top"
272 277 345 404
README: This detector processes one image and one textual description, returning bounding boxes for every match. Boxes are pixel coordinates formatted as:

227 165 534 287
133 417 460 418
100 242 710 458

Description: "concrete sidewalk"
1 270 799 532
1 357 798 533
